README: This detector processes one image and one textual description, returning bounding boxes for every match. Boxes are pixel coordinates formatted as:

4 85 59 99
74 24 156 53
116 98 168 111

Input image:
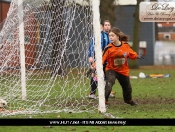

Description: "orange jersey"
102 41 138 76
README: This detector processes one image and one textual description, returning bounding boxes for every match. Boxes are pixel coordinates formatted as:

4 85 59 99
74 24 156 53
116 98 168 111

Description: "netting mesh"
0 0 98 116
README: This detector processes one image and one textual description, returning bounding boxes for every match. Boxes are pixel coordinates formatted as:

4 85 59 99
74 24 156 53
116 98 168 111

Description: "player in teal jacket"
87 20 115 99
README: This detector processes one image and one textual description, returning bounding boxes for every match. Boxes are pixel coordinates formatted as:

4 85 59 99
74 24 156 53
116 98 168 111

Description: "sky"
9 0 175 6
158 0 175 1
117 0 175 5
117 0 136 5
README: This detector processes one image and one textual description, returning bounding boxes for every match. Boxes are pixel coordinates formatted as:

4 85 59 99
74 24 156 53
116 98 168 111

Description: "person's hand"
89 57 94 63
91 62 96 69
137 55 144 59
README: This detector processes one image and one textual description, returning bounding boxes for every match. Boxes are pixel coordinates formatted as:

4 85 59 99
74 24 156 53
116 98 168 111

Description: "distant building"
157 22 175 41
115 5 155 66
0 1 155 66
0 0 36 68
0 0 10 30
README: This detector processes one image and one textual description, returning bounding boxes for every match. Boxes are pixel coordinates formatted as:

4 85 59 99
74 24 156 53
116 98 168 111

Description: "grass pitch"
0 65 175 132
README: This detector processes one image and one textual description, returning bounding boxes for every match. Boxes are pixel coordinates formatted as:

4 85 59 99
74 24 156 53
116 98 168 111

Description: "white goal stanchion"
18 0 27 100
91 0 106 113
0 0 106 116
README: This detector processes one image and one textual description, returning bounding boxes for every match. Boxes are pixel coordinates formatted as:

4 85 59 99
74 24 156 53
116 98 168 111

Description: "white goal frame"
91 0 106 113
0 0 106 116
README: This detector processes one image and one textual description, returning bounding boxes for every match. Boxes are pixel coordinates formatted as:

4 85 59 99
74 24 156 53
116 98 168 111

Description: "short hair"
103 20 111 26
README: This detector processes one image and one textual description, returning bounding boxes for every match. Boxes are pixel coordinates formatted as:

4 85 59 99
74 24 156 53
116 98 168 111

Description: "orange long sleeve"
102 41 138 76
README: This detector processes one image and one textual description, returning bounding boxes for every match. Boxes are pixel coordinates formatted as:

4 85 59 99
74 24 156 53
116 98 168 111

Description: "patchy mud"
107 97 175 106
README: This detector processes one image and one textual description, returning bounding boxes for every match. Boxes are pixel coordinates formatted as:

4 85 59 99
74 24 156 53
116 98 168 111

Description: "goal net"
0 0 105 116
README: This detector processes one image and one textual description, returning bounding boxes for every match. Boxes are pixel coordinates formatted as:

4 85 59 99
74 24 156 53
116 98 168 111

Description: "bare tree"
130 0 158 68
100 0 116 26
129 0 143 69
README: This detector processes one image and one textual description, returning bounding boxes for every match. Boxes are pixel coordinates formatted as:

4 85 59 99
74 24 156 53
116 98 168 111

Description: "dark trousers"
105 70 132 103
90 61 107 95
90 77 97 95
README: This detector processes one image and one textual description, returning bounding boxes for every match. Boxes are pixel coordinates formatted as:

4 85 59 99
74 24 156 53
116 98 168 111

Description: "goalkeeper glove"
137 55 144 59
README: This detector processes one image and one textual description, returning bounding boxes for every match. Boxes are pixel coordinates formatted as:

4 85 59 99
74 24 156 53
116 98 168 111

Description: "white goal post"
91 0 106 113
0 0 106 116
18 0 27 100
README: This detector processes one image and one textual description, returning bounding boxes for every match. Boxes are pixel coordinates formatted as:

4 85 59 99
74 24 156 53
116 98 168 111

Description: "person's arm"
123 43 137 60
88 37 94 58
128 47 144 59
128 47 138 60
101 33 104 50
102 46 110 65
124 42 143 59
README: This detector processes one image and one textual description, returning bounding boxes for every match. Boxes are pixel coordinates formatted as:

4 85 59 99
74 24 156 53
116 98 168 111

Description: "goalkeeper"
87 20 115 99
102 27 143 106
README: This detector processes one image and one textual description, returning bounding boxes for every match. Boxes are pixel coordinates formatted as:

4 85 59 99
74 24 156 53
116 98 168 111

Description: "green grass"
0 126 174 132
0 65 175 131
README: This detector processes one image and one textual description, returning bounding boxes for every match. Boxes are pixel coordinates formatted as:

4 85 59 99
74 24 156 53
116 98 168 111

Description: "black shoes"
105 100 138 107
128 100 138 106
